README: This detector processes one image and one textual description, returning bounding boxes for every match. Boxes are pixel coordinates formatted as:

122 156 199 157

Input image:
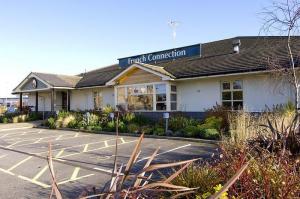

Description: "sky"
0 0 272 97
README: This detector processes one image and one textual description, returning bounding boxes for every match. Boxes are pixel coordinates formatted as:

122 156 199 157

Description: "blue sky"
0 0 271 97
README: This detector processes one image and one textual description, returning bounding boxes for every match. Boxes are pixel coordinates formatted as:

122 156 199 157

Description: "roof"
18 36 300 90
75 64 124 88
136 63 176 79
33 72 82 88
155 36 300 78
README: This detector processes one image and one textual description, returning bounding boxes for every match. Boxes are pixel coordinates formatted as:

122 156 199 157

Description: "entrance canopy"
12 72 81 112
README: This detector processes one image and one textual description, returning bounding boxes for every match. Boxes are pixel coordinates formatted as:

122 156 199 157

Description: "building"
0 97 28 108
12 36 300 119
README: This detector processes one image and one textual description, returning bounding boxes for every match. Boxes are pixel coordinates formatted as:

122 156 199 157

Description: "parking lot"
0 124 217 199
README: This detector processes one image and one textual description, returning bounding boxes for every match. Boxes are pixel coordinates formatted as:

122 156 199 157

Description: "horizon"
0 0 275 97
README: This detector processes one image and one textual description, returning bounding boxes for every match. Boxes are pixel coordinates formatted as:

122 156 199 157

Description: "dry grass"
228 110 295 142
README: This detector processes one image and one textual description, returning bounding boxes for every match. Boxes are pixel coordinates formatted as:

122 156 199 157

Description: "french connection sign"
118 44 201 68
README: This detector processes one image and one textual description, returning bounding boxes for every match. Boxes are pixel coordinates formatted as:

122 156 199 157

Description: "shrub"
127 123 139 134
153 127 165 136
122 112 135 124
62 115 76 128
205 104 230 132
67 120 78 129
183 125 199 137
47 117 56 129
200 128 220 140
105 121 115 132
172 163 222 198
169 116 198 132
117 121 126 132
102 105 115 116
93 126 102 131
27 112 42 121
201 116 222 130
2 117 8 124
140 125 153 134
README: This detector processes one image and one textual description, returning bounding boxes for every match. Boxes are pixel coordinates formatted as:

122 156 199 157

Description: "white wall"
176 73 293 112
176 78 221 112
28 92 52 111
70 87 114 111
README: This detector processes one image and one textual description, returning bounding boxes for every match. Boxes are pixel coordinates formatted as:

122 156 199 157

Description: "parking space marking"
57 167 94 185
55 149 65 158
36 138 121 155
33 165 48 181
0 154 7 159
7 156 33 172
83 144 89 152
55 135 63 140
0 126 32 132
57 139 137 159
18 175 51 188
3 133 91 149
0 130 43 139
136 144 192 163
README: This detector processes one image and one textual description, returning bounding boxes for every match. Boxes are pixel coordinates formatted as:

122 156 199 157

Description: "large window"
221 80 243 110
128 85 153 111
170 85 177 111
93 91 103 110
155 84 166 110
116 83 173 111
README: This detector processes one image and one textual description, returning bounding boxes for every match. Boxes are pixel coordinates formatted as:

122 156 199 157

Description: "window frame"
221 80 243 110
93 90 103 110
115 82 176 112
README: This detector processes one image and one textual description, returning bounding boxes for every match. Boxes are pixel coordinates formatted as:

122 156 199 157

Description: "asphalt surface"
0 123 217 199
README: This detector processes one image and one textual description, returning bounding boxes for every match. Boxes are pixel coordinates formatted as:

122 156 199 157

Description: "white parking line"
0 127 32 132
136 144 192 163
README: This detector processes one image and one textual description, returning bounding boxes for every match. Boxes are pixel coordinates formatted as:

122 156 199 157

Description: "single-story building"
12 36 300 119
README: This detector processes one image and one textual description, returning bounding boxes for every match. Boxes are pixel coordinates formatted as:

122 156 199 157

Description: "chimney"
232 39 241 53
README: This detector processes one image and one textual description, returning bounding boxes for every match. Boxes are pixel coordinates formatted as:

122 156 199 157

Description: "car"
6 106 18 113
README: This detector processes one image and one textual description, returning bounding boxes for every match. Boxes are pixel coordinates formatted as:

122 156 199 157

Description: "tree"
261 0 300 111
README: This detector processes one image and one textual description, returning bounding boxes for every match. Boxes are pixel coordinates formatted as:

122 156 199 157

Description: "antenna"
168 20 180 42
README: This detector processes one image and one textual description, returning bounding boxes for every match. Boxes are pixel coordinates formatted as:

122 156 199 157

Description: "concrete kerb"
35 126 220 145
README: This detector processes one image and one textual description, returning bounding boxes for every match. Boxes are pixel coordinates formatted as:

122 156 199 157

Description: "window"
128 85 153 111
221 80 243 110
170 85 177 111
155 84 167 110
116 83 174 111
93 91 103 110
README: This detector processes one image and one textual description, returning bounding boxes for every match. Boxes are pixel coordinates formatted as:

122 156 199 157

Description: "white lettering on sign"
127 49 186 65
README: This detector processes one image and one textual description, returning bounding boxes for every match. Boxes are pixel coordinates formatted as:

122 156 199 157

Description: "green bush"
47 117 56 129
200 116 222 130
153 127 165 136
140 125 153 134
122 112 135 124
169 116 198 132
127 123 139 134
117 121 126 132
183 125 199 137
93 126 102 131
105 121 115 132
2 117 8 124
67 120 78 128
200 128 220 140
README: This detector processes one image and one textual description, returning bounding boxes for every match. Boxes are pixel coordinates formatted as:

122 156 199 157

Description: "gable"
118 67 162 85
21 77 48 91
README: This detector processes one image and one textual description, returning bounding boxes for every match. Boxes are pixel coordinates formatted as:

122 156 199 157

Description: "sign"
118 44 201 68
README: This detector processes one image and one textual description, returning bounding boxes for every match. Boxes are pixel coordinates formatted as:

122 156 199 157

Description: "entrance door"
62 92 67 110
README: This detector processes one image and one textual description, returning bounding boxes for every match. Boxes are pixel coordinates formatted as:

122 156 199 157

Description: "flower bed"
0 112 42 124
43 106 223 140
